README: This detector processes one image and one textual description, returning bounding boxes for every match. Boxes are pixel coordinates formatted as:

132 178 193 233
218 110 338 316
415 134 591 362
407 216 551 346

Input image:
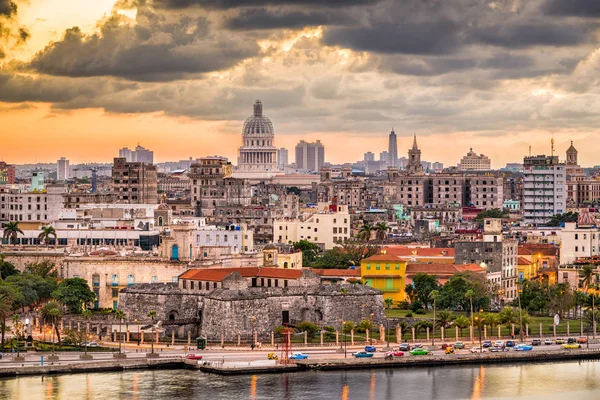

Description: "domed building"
237 100 278 174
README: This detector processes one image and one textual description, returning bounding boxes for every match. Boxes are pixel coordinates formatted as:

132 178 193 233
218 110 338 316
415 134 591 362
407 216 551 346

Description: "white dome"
242 100 274 139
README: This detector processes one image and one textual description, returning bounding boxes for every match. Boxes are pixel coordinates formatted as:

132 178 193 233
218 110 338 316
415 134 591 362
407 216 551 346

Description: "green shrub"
323 326 335 333
396 300 411 310
296 321 320 339
405 313 413 318
414 309 426 315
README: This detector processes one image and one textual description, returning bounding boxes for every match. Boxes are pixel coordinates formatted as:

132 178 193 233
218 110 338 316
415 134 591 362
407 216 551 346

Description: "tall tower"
407 134 424 174
388 129 398 167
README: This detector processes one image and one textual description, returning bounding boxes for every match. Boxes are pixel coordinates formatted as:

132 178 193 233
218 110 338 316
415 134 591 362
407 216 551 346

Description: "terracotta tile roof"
179 267 303 282
518 244 559 256
383 246 455 257
311 268 361 277
406 263 485 276
517 257 533 265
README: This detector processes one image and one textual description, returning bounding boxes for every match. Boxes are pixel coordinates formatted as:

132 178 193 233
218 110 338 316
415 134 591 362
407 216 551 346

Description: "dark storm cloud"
543 0 600 17
119 0 379 9
0 0 17 17
224 8 353 30
472 20 598 48
323 20 461 55
28 10 259 81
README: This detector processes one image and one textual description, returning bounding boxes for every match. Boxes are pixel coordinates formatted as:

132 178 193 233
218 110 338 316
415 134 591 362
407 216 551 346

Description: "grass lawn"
385 309 584 339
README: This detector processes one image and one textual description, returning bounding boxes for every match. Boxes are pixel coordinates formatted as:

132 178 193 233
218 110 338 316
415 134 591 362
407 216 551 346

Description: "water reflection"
0 361 599 399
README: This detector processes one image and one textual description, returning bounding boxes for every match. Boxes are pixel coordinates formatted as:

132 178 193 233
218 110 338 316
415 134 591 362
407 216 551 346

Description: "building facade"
295 140 325 172
277 148 288 170
112 157 158 204
0 162 16 185
522 155 566 225
237 100 277 173
57 157 70 181
458 148 491 171
388 129 398 167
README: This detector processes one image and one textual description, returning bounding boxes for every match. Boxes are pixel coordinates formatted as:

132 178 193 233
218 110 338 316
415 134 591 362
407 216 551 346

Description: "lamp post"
369 313 374 346
474 313 483 356
342 320 347 358
251 316 256 350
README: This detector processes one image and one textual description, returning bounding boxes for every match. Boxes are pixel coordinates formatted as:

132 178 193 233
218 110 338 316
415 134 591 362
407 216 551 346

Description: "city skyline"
2 1 600 166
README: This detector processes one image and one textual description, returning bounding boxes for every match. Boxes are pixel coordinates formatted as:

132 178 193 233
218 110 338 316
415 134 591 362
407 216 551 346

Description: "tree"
41 301 63 346
548 283 574 318
0 255 19 280
342 320 355 334
357 318 374 333
436 310 454 329
439 272 491 311
296 321 319 339
293 240 321 267
82 309 92 354
384 298 394 310
52 278 96 314
498 307 519 328
474 209 508 225
580 265 595 292
2 222 23 245
5 274 57 310
519 280 550 313
374 222 389 242
38 225 57 247
357 223 374 241
485 313 500 333
0 285 19 346
147 310 157 354
64 329 88 348
313 248 353 269
465 289 475 333
286 186 301 196
411 273 440 309
337 241 380 266
24 260 58 278
414 320 432 335
454 316 470 338
546 212 578 227
404 284 418 304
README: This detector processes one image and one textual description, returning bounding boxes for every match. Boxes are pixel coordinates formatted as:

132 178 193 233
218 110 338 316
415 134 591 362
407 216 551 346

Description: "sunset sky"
2 0 600 166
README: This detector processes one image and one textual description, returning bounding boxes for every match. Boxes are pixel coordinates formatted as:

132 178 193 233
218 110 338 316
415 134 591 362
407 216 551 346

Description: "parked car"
482 340 492 348
555 338 565 344
353 351 374 358
364 345 377 353
506 340 516 347
531 339 541 346
413 343 423 349
562 343 581 349
289 352 309 360
185 354 203 360
544 339 553 345
445 347 455 354
514 344 533 351
83 342 99 347
453 341 465 349
399 343 411 351
410 348 430 356
470 346 487 353
577 337 588 344
567 337 577 344
440 343 451 350
490 346 509 352
494 340 505 348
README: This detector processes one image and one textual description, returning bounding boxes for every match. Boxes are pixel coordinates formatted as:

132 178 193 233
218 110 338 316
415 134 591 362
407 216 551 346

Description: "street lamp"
251 316 256 350
369 313 374 346
342 320 347 358
474 314 483 356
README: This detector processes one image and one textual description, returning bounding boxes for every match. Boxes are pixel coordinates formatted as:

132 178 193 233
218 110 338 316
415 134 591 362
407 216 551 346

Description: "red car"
440 343 451 350
384 350 404 359
185 354 203 360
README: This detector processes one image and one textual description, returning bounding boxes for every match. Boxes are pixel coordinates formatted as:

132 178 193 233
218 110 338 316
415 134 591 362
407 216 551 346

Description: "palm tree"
0 292 14 346
357 223 373 241
384 298 394 310
41 301 64 350
38 225 57 248
485 313 501 337
580 265 597 333
573 290 587 321
147 310 157 354
115 309 126 355
397 320 408 341
436 310 454 330
2 221 23 245
454 316 470 338
429 290 439 345
374 222 389 242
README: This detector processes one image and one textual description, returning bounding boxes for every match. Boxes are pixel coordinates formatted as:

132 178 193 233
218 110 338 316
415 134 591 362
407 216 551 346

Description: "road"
1 341 599 367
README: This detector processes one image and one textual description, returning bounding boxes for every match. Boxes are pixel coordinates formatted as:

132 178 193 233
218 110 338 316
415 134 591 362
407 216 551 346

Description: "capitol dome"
242 100 274 142
237 100 278 173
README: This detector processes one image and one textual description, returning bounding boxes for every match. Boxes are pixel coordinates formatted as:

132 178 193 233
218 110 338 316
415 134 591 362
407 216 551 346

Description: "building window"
385 263 390 270
151 276 158 283
376 264 380 270
112 288 119 298
127 274 134 286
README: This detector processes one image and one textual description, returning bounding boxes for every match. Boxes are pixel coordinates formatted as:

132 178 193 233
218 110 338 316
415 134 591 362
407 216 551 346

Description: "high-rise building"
458 148 491 171
277 148 288 170
0 162 16 185
522 155 566 225
31 171 44 191
112 157 158 204
388 129 398 167
237 100 277 173
364 152 375 162
295 140 325 172
57 157 70 181
379 151 389 163
119 146 154 164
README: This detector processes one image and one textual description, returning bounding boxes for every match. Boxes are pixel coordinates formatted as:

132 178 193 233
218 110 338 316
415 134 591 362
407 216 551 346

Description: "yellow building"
360 254 408 305
517 256 537 283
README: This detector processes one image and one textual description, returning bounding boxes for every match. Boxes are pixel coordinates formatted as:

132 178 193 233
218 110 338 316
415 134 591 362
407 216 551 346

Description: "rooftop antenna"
529 145 531 157
551 133 555 157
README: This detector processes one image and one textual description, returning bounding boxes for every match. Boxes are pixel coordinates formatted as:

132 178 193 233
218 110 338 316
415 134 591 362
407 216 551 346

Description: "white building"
194 224 254 254
57 157 70 181
119 145 154 164
273 204 351 249
522 155 566 225
295 140 325 172
560 222 600 265
277 148 288 170
0 184 66 224
458 148 491 170
236 100 278 176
